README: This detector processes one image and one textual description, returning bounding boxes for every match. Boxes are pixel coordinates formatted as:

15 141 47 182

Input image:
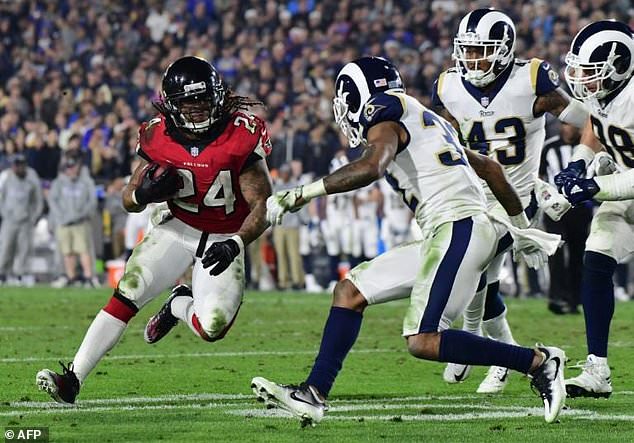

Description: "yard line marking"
0 326 73 332
0 348 402 364
11 393 252 408
5 396 633 422
230 407 634 422
9 394 485 409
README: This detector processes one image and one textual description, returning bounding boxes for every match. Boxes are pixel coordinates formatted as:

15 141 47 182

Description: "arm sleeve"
595 169 634 201
533 59 560 96
358 92 406 138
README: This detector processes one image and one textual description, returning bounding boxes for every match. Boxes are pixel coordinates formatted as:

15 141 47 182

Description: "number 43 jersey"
137 112 271 233
433 58 560 207
359 91 486 231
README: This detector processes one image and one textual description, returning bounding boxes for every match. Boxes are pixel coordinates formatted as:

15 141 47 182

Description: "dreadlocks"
220 89 265 115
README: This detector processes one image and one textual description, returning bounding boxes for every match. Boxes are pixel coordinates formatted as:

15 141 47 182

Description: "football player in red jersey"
36 56 273 404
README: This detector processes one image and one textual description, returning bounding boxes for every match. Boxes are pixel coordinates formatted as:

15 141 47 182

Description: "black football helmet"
156 56 226 134
333 56 404 147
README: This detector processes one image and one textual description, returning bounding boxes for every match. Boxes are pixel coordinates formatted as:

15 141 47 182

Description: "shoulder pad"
514 58 530 66
359 92 406 137
136 116 162 161
531 58 560 96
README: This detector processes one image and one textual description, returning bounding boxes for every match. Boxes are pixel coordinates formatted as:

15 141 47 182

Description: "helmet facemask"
564 43 628 100
453 32 514 87
161 81 225 134
333 91 363 148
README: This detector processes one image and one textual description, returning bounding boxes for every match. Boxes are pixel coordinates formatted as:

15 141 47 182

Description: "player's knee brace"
103 291 139 323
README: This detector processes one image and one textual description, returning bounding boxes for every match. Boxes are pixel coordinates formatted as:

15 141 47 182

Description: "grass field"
1 287 633 442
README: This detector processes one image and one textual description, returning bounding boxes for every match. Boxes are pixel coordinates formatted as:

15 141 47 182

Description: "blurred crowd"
0 0 632 297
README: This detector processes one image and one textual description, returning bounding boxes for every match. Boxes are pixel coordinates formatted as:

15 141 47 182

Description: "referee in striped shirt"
540 123 593 315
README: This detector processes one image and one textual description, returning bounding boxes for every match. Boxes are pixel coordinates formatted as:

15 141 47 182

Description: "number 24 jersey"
137 112 271 233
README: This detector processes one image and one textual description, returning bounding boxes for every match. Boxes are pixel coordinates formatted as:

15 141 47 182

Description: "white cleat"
477 366 510 394
443 363 472 383
565 354 612 398
251 377 327 426
529 346 566 423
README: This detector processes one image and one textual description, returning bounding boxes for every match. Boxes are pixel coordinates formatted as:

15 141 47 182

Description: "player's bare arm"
433 105 461 132
580 117 603 152
534 87 588 128
236 158 273 245
465 150 523 217
122 158 149 212
323 121 402 194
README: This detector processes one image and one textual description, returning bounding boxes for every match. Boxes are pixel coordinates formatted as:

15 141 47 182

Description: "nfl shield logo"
191 146 199 157
480 96 489 107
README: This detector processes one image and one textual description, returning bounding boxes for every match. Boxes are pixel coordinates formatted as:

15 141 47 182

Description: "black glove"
202 238 241 276
135 163 183 205
554 159 586 191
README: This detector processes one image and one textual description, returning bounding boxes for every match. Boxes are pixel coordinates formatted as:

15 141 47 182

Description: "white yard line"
4 394 633 422
0 348 401 364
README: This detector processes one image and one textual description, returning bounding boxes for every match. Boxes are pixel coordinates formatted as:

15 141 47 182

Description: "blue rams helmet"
564 20 634 100
333 56 404 148
453 9 516 88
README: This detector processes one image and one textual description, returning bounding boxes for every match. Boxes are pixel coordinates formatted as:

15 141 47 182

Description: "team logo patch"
548 69 559 85
363 103 385 122
374 78 388 87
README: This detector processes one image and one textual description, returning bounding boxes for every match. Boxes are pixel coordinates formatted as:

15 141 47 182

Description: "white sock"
170 295 200 338
72 310 127 383
462 287 485 335
482 308 517 345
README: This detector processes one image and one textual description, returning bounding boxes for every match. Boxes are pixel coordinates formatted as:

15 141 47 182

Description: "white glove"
488 212 562 270
265 186 308 226
592 151 619 176
512 239 549 270
534 178 571 222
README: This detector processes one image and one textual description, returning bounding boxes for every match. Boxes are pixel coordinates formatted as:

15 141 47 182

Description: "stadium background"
0 0 632 297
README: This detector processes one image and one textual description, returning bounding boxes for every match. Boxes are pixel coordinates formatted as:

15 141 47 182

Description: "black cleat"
144 284 192 344
36 361 80 404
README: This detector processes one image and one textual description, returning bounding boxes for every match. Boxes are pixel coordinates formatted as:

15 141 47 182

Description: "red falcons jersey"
136 112 271 233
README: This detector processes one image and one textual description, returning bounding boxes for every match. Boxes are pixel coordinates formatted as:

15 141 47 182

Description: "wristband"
230 234 245 252
302 179 327 200
509 212 530 229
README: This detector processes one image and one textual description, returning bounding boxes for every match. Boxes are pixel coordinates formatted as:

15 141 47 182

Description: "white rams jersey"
433 58 561 207
585 80 634 170
359 91 486 232
354 184 379 221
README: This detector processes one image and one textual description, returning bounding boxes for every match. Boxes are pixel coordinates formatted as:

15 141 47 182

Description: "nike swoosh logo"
290 391 316 406
552 357 561 377
454 366 469 382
